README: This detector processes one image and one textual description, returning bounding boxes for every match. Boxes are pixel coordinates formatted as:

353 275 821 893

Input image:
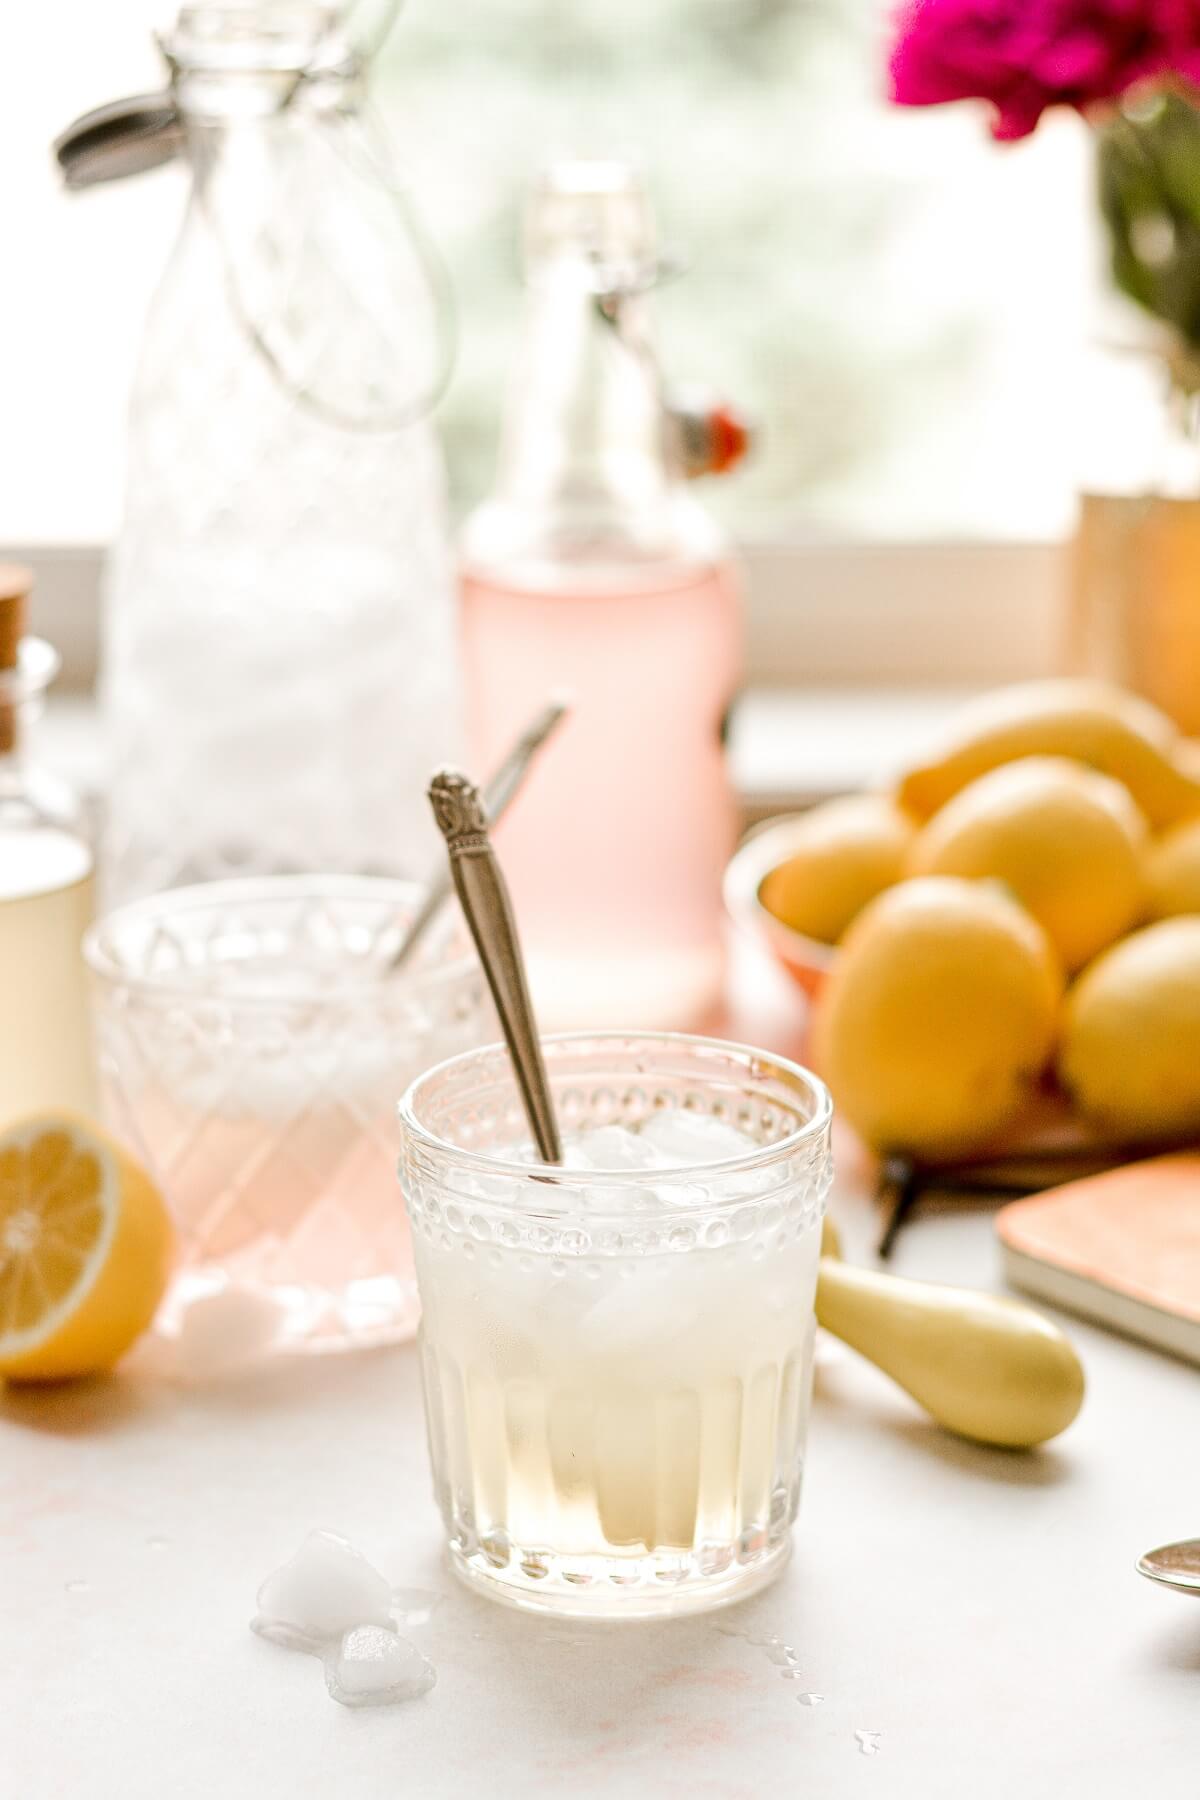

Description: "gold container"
1068 491 1200 733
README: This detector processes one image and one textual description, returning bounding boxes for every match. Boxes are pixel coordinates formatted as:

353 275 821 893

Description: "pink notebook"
995 1152 1200 1365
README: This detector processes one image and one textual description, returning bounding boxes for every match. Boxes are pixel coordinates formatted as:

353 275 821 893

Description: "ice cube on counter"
173 1282 289 1380
323 1625 436 1709
252 1529 394 1652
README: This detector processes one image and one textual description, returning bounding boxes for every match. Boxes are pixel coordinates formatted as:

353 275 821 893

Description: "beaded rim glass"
398 1031 832 1616
398 1031 833 1218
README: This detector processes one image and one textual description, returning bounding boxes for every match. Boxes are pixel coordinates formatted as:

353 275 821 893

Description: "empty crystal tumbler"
398 1033 833 1617
86 877 491 1353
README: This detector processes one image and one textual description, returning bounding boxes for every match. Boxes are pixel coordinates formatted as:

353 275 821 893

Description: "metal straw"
389 698 568 974
428 768 562 1164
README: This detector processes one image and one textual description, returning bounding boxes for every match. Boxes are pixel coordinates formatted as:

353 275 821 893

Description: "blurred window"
4 0 1091 555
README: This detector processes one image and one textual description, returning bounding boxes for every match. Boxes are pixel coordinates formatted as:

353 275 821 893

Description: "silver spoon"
1136 1540 1200 1595
427 767 562 1164
389 698 568 974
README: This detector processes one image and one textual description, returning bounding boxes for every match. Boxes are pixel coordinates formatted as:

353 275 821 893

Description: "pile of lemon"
761 679 1200 1161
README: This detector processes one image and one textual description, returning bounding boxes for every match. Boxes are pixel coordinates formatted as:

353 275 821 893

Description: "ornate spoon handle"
389 698 567 975
428 769 562 1164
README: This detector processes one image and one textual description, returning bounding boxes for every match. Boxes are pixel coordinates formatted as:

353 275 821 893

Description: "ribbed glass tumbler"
399 1033 833 1617
86 876 491 1352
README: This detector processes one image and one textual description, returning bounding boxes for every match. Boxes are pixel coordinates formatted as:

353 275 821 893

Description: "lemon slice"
0 1116 173 1382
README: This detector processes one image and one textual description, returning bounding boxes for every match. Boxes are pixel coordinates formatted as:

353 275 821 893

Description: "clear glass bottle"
0 569 98 1123
69 3 460 902
460 161 743 1031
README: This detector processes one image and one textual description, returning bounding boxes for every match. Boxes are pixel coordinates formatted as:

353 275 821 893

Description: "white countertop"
5 950 1199 1799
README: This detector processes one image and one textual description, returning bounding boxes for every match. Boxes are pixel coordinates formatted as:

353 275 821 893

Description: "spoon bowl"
1137 1539 1200 1595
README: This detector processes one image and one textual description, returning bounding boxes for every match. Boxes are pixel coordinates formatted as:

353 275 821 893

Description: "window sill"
730 684 978 819
43 684 976 825
13 536 1063 696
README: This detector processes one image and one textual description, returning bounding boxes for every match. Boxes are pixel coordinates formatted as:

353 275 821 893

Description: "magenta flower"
889 0 1200 139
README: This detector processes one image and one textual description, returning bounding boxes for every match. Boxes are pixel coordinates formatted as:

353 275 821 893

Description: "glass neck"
0 642 79 833
166 2 360 129
0 641 55 761
0 698 60 830
178 65 358 129
494 259 672 521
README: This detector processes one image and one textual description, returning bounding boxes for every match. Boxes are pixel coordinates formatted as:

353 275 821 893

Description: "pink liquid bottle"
460 161 744 1030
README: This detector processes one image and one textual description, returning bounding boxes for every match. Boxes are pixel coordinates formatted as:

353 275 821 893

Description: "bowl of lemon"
727 678 1200 1165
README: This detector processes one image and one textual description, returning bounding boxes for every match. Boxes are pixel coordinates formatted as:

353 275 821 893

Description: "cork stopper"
0 564 33 755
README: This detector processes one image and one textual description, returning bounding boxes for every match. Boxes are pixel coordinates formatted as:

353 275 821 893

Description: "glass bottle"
60 3 460 902
0 569 98 1123
460 161 743 1031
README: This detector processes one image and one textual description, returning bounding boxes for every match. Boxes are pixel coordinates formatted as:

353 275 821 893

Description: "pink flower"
889 0 1200 139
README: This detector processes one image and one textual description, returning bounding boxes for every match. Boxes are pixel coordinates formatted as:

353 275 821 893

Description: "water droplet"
797 1692 825 1707
480 1530 511 1569
698 1543 733 1577
738 1526 768 1565
64 1579 88 1594
855 1729 882 1757
389 1585 443 1627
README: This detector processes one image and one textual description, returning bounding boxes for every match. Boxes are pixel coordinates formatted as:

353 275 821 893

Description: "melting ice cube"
494 1116 766 1214
565 1126 670 1172
637 1111 758 1165
252 1529 394 1652
389 1586 443 1628
323 1625 436 1708
577 1260 703 1354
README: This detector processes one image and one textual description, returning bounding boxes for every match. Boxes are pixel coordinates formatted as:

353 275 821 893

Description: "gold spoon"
816 1217 1085 1449
427 768 561 1163
390 699 568 974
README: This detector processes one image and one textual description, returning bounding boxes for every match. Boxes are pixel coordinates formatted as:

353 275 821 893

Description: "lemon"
813 876 1063 1160
0 1116 173 1382
758 794 915 945
1058 918 1200 1143
906 756 1147 972
898 679 1200 829
1146 816 1200 919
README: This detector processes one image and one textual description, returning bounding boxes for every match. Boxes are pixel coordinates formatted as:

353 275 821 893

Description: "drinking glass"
399 1032 832 1617
86 876 490 1351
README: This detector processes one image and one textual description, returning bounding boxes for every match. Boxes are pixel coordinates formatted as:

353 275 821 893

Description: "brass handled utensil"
817 1217 1085 1448
428 768 562 1164
390 698 568 974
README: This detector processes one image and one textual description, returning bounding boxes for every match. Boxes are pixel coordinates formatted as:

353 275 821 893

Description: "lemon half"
0 1116 173 1382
